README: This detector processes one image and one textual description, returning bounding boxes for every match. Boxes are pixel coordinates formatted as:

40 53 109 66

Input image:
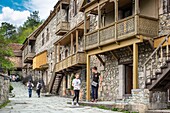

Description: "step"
166 59 170 63
160 64 168 69
151 75 157 80
155 71 162 75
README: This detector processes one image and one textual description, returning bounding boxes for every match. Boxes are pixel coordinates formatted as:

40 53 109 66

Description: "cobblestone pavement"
0 82 121 113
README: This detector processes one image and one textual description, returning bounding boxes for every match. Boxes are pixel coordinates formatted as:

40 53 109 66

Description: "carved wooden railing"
55 52 86 72
143 33 170 87
85 15 158 50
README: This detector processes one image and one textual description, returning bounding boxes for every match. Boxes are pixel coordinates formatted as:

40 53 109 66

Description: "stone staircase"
143 33 170 91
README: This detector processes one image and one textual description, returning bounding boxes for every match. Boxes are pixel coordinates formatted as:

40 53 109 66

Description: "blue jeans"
28 89 32 97
91 85 98 100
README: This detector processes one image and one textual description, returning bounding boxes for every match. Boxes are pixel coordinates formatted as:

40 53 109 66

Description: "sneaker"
72 101 74 106
76 103 79 106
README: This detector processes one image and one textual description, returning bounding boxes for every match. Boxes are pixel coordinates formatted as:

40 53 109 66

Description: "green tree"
23 11 41 29
0 27 14 70
0 22 17 42
17 11 42 43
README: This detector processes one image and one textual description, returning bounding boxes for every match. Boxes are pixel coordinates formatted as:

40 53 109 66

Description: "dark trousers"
92 85 98 100
28 89 32 98
73 90 80 103
36 89 40 97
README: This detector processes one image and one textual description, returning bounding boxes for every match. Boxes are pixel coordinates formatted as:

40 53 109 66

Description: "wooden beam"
95 54 105 66
86 38 143 56
71 33 74 54
128 46 133 53
133 43 138 89
76 30 79 53
86 55 90 101
110 51 118 60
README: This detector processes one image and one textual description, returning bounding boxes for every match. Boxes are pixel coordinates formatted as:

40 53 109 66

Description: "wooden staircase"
143 33 170 91
49 64 63 94
51 75 63 94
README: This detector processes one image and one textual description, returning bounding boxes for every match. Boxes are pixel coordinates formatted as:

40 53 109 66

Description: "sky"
0 0 58 26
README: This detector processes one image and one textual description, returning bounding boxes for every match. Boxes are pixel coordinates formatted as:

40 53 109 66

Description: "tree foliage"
0 11 42 70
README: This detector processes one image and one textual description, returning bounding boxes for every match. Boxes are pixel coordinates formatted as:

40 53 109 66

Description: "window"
163 0 170 13
168 0 170 13
73 0 77 16
46 28 49 41
42 33 44 46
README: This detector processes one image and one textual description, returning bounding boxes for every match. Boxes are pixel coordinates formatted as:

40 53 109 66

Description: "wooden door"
125 64 133 94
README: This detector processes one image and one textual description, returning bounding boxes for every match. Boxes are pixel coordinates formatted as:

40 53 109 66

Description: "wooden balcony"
56 21 70 35
55 52 86 73
84 15 159 50
24 46 35 63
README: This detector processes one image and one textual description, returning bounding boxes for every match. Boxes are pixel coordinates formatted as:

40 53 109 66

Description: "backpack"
38 83 42 89
28 82 33 89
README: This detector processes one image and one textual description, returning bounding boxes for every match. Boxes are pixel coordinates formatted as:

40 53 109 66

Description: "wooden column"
97 4 101 45
54 44 57 63
84 13 87 50
71 33 74 54
133 43 138 89
115 0 118 40
135 0 139 15
76 30 79 53
86 55 90 101
57 43 60 62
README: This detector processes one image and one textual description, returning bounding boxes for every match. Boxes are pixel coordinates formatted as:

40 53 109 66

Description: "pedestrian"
27 80 34 98
72 73 81 106
36 81 42 98
91 66 102 102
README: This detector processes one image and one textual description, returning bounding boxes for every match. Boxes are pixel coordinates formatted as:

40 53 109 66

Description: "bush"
9 84 13 93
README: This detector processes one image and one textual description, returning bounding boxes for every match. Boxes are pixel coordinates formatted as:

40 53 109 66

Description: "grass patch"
0 100 11 109
97 105 110 110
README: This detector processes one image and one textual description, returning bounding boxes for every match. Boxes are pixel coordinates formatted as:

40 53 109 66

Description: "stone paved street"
0 82 121 113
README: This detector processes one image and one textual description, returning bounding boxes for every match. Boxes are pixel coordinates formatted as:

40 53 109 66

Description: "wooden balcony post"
57 43 60 62
115 0 118 40
54 44 57 63
71 33 74 54
86 55 90 101
97 4 101 45
133 43 138 89
76 30 79 53
84 13 87 50
135 0 139 15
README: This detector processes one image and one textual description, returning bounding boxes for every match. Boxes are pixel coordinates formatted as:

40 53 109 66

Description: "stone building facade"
21 0 170 112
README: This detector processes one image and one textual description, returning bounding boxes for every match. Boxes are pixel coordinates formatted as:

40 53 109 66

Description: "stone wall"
89 42 153 101
0 74 9 105
159 0 170 36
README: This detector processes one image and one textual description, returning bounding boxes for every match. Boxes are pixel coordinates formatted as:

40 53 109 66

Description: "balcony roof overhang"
24 57 33 63
54 18 90 45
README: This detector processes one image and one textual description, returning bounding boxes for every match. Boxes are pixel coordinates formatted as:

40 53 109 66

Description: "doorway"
125 64 133 94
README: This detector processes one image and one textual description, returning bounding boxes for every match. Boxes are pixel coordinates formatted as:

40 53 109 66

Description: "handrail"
143 32 170 88
143 33 170 66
